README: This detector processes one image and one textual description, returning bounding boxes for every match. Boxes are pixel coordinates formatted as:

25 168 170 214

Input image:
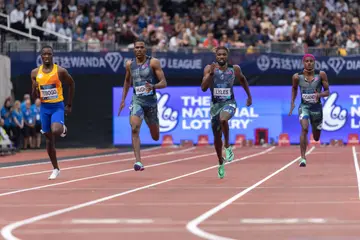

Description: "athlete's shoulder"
149 57 161 67
319 70 327 75
125 59 133 67
31 67 39 74
293 71 302 77
31 67 39 77
57 65 69 75
232 64 241 70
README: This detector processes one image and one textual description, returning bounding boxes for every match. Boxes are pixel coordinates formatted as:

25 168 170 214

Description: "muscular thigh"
219 103 236 121
143 105 159 126
298 104 310 122
309 109 323 131
130 102 145 120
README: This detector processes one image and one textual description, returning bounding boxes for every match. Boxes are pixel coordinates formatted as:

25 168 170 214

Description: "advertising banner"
9 52 360 85
113 86 360 145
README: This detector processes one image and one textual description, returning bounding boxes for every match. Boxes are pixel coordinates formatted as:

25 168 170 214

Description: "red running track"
0 145 359 240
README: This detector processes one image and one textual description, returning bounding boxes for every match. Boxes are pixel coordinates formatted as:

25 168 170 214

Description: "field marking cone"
347 133 359 146
278 133 290 146
235 134 246 147
161 135 174 147
197 135 209 147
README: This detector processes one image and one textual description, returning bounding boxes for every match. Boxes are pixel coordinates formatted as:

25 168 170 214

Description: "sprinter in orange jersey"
31 45 75 180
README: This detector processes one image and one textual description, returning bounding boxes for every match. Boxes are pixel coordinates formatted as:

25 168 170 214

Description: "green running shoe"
218 163 225 179
299 158 306 167
225 146 234 162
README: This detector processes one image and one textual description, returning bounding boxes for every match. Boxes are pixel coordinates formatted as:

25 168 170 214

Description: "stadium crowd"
1 0 359 54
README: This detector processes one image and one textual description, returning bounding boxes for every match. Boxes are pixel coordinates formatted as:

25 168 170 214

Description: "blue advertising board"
9 51 360 82
113 86 360 145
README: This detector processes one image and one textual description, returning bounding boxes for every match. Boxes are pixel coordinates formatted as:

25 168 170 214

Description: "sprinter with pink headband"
288 54 330 167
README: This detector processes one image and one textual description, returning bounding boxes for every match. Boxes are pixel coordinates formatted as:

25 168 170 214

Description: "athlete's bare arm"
319 71 330 98
118 60 132 116
201 64 215 92
30 68 39 100
289 73 299 116
151 58 167 89
234 65 252 106
58 66 75 108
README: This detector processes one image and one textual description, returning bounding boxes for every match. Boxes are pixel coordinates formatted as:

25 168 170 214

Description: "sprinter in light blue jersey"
289 54 330 167
118 40 167 171
201 46 252 179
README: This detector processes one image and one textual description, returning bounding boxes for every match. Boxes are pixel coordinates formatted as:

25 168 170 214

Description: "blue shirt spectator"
1 98 13 128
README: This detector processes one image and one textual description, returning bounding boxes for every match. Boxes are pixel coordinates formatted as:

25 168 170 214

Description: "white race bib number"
29 119 33 124
40 84 58 100
135 85 153 95
302 93 317 103
135 85 146 95
214 88 231 97
36 114 40 121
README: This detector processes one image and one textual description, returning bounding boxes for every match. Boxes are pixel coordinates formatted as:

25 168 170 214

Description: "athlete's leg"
219 104 236 162
300 119 309 158
40 106 60 179
298 105 310 167
310 109 323 142
212 115 225 179
144 105 159 141
44 132 58 170
46 106 66 179
130 103 145 171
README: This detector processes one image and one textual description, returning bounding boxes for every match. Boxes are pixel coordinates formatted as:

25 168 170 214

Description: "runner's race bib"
214 88 231 98
40 84 58 100
302 93 317 103
36 114 40 121
135 85 153 96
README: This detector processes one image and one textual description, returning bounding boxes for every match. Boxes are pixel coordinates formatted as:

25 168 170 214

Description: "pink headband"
303 54 315 61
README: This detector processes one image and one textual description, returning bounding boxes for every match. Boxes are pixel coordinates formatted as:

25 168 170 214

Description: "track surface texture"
0 145 359 240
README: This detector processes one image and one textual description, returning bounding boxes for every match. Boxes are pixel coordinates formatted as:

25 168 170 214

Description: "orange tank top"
36 64 64 103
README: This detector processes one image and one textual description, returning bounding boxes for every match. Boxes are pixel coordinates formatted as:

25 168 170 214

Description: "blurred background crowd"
0 0 359 54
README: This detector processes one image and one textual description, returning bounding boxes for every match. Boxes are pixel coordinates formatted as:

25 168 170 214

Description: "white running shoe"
60 125 67 137
48 169 60 180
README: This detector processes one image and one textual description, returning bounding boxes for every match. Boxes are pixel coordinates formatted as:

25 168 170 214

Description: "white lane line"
352 146 360 200
0 147 213 197
0 147 196 180
0 146 247 197
0 146 163 169
186 146 315 240
71 218 154 224
239 218 327 224
0 147 276 240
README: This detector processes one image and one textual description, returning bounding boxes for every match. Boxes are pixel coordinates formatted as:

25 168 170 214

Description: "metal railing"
2 38 360 57
0 12 40 46
0 13 71 51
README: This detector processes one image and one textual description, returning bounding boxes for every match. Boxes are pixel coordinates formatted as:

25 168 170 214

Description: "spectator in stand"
31 98 41 149
22 99 35 150
42 14 56 40
3 0 360 55
9 2 24 39
87 31 101 51
11 100 23 151
201 32 219 49
20 94 30 109
1 97 13 138
24 9 37 33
